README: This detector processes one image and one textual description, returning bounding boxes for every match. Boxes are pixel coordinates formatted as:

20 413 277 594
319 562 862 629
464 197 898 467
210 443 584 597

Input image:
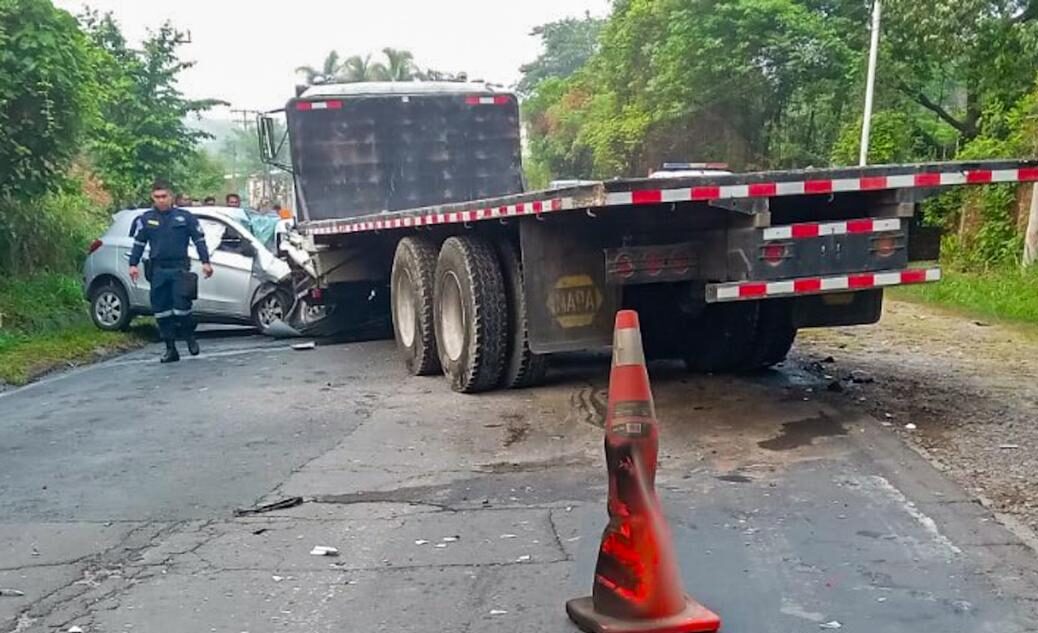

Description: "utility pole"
859 0 882 166
230 108 261 205
1024 183 1038 267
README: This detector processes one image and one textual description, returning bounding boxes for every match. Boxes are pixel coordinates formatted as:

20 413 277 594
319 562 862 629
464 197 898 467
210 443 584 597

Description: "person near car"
128 181 215 363
225 193 241 208
175 193 194 207
203 196 217 206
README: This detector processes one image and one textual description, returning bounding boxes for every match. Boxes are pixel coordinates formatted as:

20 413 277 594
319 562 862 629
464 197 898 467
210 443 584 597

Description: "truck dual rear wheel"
744 299 797 369
682 300 797 373
391 237 441 376
496 241 548 389
434 236 508 393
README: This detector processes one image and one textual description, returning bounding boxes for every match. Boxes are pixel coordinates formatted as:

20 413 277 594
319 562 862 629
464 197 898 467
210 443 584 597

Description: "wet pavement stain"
716 473 753 483
757 412 847 451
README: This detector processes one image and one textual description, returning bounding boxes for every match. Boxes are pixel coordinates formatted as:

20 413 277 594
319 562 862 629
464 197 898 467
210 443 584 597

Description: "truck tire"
391 237 441 376
683 302 759 373
496 240 548 389
434 236 508 393
743 299 797 370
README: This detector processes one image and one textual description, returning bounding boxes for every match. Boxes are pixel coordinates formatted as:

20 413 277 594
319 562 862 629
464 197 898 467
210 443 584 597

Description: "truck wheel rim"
95 291 122 326
440 272 465 362
394 271 417 347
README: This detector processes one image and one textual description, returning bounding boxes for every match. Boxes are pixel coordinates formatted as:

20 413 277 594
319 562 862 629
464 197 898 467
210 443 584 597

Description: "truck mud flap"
521 219 619 354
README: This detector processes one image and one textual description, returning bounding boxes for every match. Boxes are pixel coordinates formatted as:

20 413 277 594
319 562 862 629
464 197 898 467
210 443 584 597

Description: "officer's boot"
160 340 180 363
186 334 200 357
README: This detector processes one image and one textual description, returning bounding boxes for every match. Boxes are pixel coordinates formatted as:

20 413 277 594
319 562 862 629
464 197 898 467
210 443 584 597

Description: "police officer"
128 181 215 363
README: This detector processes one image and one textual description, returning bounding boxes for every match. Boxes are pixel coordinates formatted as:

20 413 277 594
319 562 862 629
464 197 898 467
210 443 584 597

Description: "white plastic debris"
1000 444 1021 450
434 543 448 549
291 341 317 351
0 589 25 597
904 423 917 430
499 534 517 539
414 540 429 545
489 609 508 616
68 627 84 633
517 555 532 562
819 621 842 630
272 575 284 582
442 536 459 542
309 546 339 556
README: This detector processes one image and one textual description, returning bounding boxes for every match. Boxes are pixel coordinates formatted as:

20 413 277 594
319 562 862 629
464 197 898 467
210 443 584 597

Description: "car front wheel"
252 290 292 330
90 282 133 332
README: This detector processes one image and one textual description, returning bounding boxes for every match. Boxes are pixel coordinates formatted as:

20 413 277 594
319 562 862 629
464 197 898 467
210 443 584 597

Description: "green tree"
0 0 98 200
295 50 341 85
81 12 224 207
517 13 605 96
380 47 416 81
339 54 387 82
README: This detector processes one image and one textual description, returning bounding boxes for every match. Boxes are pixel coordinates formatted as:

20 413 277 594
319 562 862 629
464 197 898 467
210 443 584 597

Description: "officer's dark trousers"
150 267 195 342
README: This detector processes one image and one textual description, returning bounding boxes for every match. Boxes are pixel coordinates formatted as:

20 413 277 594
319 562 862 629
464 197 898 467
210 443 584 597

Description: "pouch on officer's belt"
176 272 198 300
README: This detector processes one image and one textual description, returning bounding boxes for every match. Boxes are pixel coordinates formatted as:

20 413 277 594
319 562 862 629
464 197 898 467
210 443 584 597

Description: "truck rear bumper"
706 267 941 303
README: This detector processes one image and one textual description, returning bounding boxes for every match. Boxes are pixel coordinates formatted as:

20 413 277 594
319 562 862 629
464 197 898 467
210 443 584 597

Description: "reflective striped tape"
708 268 941 302
611 326 646 367
604 168 1038 207
300 166 1038 238
762 218 902 241
305 198 574 236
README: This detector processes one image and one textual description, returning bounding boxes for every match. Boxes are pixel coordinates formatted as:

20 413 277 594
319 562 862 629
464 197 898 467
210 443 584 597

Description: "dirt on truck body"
259 81 1038 393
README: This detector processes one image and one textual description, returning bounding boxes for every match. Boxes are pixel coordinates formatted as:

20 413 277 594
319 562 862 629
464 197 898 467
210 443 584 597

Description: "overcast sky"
54 0 611 118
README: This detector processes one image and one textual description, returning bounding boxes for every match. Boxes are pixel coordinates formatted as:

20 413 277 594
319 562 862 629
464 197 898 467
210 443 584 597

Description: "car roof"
106 206 250 235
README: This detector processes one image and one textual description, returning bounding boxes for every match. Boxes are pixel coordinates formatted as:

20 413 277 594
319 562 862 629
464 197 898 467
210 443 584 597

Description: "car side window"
199 217 252 256
198 218 228 254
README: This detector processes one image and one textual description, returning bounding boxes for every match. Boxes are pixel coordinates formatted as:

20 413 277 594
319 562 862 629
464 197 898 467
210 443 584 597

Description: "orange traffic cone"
566 310 721 633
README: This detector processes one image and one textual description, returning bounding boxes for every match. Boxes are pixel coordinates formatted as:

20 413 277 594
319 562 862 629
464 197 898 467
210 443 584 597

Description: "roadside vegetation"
519 1 1038 322
0 275 152 385
0 1 218 384
892 268 1038 326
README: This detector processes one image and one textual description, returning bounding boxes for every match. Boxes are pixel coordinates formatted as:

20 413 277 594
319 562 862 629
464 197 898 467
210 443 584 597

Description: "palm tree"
380 47 416 81
339 54 387 83
295 51 341 85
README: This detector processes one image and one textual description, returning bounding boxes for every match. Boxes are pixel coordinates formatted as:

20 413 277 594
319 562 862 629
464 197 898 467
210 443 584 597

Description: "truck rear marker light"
709 268 941 302
296 100 342 111
762 218 901 242
465 95 511 105
761 244 787 265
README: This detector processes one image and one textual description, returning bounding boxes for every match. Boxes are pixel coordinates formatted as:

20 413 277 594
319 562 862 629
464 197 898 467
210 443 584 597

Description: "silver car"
84 207 294 331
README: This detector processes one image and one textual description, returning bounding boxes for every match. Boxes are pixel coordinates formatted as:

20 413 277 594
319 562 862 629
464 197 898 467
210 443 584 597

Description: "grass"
0 273 151 386
891 266 1038 326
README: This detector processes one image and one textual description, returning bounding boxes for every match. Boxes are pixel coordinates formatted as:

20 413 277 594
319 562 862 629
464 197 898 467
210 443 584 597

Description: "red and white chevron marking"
301 166 1038 238
762 218 902 241
709 268 941 303
606 167 1038 207
295 100 343 111
305 198 572 236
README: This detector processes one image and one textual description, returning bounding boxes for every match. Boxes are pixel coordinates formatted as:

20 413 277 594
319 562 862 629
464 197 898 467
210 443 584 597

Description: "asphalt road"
1 332 1037 632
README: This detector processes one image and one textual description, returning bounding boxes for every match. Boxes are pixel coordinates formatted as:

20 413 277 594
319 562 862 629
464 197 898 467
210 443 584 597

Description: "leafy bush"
0 188 109 276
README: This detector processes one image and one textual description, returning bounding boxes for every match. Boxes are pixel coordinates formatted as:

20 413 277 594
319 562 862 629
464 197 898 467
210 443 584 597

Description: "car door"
193 217 255 317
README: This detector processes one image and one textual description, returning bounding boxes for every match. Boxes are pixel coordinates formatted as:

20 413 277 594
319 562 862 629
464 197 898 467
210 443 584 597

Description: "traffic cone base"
566 595 721 633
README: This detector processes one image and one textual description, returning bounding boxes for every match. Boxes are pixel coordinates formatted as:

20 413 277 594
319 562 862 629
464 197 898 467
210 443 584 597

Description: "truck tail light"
872 235 897 257
308 287 325 303
761 243 787 265
88 239 103 254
